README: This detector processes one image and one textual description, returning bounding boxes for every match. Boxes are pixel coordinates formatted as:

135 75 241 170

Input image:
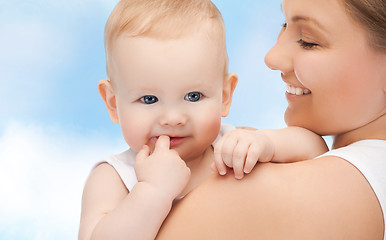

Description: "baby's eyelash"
297 39 319 49
139 95 158 104
282 22 287 28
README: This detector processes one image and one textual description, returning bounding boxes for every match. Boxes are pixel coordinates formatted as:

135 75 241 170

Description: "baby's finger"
212 156 228 175
136 145 150 162
213 139 228 175
232 142 249 179
244 145 261 174
220 137 238 168
154 135 170 152
210 162 219 173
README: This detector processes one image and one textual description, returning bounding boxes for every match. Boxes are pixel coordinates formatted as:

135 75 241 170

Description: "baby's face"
109 33 228 161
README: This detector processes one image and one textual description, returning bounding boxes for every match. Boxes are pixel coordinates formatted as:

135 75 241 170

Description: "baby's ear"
222 73 238 117
98 80 119 123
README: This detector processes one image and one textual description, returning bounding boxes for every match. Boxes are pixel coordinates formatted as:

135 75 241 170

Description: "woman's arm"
156 156 384 239
258 126 329 162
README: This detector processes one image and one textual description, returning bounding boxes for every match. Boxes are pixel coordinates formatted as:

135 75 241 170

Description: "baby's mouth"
286 84 311 95
150 136 185 145
169 136 183 141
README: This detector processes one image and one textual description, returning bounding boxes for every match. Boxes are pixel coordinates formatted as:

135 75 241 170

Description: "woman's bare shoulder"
157 156 384 240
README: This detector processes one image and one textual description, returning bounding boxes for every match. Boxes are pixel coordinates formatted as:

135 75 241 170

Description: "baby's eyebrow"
127 86 159 93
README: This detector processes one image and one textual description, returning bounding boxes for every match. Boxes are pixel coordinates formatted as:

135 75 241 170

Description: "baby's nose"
159 110 188 126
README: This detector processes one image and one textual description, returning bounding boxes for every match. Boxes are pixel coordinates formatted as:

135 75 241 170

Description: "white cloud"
0 121 126 239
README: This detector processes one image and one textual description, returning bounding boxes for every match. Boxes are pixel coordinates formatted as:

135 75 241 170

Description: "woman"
156 0 386 239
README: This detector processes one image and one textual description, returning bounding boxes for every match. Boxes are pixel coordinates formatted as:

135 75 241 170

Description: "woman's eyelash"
297 39 319 49
280 22 318 50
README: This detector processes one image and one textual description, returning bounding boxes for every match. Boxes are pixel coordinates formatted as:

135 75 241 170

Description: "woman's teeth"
286 85 311 95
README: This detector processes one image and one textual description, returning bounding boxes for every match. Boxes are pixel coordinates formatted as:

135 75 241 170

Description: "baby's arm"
78 136 190 240
213 126 328 179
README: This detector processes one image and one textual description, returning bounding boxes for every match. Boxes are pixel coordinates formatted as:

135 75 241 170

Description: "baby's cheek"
120 123 143 152
201 113 222 141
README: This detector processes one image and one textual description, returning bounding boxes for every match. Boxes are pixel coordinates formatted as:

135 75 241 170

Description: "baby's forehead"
104 0 228 81
110 59 225 92
108 33 227 80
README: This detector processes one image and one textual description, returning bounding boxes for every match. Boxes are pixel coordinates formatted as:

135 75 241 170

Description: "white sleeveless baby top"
94 124 235 192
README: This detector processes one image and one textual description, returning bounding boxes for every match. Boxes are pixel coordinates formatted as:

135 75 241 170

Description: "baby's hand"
135 136 191 200
213 129 275 179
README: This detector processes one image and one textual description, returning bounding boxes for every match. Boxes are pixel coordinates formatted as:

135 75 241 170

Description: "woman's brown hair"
343 0 386 52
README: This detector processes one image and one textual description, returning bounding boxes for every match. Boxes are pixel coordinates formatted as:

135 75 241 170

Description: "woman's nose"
264 34 293 73
159 109 188 127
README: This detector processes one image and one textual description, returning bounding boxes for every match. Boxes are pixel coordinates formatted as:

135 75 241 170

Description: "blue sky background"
0 0 291 239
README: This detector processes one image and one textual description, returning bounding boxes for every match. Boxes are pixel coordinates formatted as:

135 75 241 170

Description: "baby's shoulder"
82 163 129 208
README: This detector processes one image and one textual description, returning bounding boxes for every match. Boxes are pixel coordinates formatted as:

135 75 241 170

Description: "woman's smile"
286 84 311 96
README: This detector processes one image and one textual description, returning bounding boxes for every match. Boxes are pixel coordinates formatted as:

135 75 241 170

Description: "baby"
78 0 328 239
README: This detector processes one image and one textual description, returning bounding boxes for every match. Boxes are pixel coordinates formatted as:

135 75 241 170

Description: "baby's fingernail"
219 170 226 175
236 174 244 180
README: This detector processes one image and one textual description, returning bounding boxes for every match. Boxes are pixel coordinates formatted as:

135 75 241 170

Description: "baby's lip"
154 135 185 139
169 136 184 141
168 136 185 147
149 135 186 147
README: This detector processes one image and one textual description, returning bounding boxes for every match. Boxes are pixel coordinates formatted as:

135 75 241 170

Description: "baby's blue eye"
140 95 158 104
184 92 202 102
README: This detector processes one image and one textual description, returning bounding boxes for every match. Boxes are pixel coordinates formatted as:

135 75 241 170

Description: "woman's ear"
98 80 119 123
221 73 238 117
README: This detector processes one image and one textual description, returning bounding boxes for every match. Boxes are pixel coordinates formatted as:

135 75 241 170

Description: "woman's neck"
332 113 386 149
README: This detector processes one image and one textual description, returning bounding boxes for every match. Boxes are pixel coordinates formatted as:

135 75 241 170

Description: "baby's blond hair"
105 0 228 80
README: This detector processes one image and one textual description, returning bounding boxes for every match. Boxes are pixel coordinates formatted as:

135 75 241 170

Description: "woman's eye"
184 92 202 102
140 95 158 104
297 39 319 49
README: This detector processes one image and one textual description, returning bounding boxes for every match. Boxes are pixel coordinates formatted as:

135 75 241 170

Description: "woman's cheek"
294 54 326 89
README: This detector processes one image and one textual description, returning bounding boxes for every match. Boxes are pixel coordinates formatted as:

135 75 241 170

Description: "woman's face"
265 0 386 136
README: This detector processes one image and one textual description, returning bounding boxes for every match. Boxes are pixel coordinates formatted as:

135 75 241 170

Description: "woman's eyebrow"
291 15 328 33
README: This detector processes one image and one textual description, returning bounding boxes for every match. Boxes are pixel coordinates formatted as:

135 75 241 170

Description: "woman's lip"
285 91 310 102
